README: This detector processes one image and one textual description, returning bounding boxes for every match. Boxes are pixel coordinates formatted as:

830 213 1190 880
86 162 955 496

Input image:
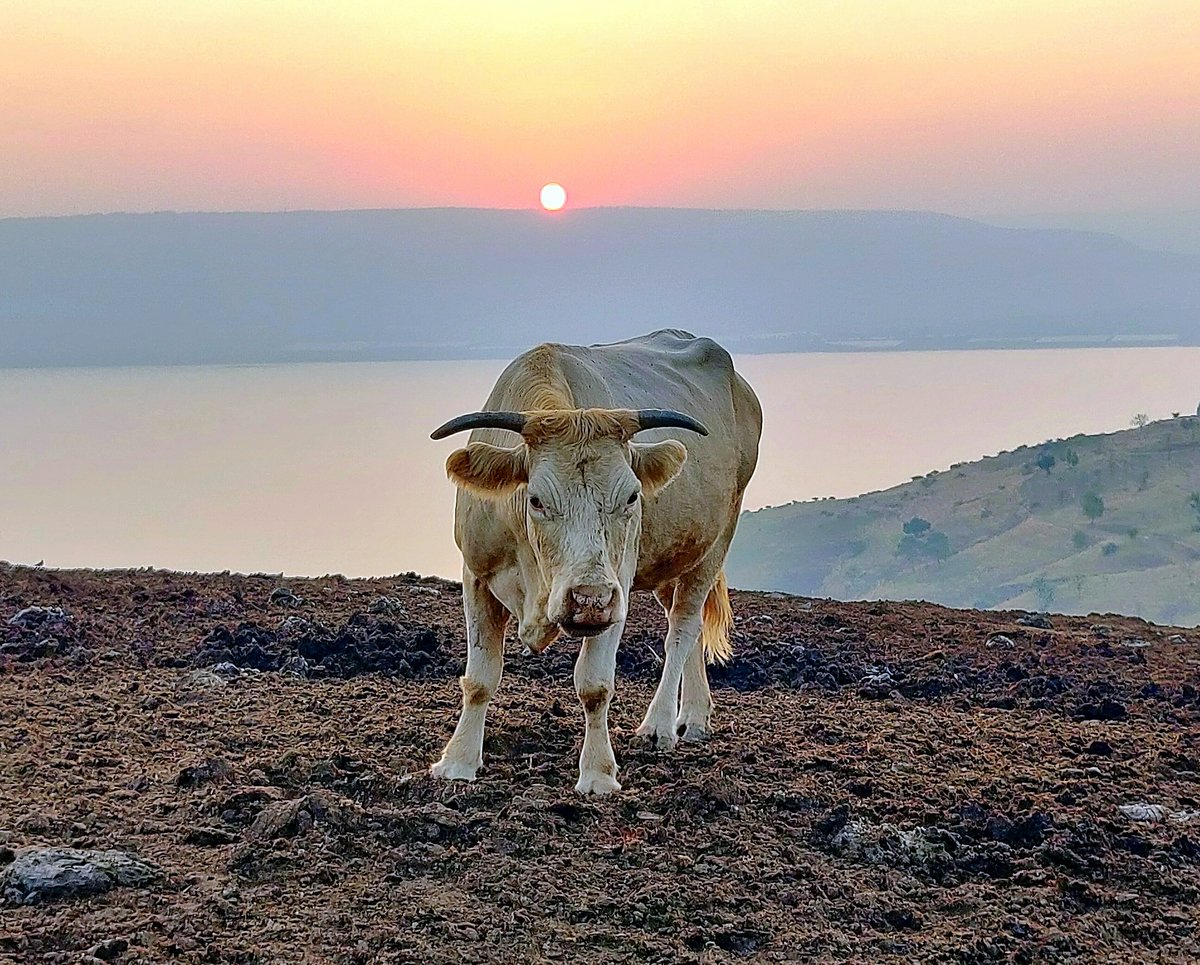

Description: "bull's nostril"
570 584 616 609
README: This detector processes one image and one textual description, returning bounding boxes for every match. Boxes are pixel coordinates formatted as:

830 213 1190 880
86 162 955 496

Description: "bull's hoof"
676 721 711 743
575 771 622 796
635 719 679 752
429 757 480 782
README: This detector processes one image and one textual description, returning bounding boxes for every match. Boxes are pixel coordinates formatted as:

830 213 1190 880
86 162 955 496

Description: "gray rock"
830 819 953 874
6 605 70 629
368 596 406 615
180 669 226 690
268 587 302 608
1 847 159 905
279 654 310 678
276 616 309 637
1118 802 1167 823
986 634 1015 649
210 661 242 678
1016 612 1053 629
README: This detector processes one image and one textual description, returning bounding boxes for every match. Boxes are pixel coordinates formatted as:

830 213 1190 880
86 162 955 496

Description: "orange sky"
2 1 1198 217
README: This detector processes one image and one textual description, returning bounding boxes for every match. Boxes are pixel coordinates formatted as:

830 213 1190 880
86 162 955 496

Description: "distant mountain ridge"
727 416 1200 627
3 207 1199 368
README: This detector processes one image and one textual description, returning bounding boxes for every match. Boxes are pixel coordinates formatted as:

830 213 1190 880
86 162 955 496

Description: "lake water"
3 347 1198 580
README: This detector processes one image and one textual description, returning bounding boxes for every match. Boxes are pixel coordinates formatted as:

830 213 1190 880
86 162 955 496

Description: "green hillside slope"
728 415 1200 626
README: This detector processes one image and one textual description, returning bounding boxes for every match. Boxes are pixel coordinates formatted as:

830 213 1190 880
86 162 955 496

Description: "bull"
429 329 762 794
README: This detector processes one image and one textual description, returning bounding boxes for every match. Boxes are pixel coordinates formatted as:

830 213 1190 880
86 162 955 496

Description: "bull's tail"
700 570 734 664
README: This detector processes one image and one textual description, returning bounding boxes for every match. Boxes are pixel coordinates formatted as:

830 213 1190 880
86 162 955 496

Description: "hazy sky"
3 1 1199 218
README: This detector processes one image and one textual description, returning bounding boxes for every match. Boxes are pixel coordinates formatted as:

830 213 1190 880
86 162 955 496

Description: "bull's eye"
626 491 639 506
528 495 544 512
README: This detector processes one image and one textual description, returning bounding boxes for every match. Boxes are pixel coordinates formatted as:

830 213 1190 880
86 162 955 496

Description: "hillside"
3 208 1200 367
2 565 1198 962
728 416 1200 626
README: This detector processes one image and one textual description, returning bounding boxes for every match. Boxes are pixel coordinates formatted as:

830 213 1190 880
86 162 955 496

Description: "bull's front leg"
430 570 508 782
573 621 625 795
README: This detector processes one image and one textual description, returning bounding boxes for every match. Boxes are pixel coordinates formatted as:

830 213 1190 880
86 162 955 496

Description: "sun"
540 182 567 212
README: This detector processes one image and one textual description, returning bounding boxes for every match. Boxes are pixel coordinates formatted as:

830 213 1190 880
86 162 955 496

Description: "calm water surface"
3 348 1197 579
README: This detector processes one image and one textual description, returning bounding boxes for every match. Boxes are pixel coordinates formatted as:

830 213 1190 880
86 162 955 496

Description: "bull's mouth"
557 619 614 638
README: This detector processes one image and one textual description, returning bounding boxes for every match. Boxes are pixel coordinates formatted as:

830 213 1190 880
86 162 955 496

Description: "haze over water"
3 347 1197 581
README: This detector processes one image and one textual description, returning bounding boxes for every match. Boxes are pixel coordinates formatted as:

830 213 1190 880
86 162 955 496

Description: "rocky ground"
1 563 1198 963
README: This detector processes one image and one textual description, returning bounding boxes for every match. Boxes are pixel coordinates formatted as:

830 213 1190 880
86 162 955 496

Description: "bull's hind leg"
574 620 624 795
677 640 713 742
430 568 508 782
636 578 709 751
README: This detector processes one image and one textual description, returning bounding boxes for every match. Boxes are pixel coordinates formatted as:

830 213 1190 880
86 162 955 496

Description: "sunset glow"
2 2 1198 217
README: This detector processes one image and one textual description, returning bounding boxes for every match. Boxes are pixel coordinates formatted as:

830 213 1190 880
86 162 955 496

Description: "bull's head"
431 408 707 637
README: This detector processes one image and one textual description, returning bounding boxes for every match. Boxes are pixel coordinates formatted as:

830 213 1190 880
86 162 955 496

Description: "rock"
986 634 1015 649
368 596 406 615
1114 802 1197 825
0 637 62 658
1121 638 1151 649
1016 613 1053 629
180 669 226 690
210 661 242 678
247 789 361 842
0 847 159 905
409 585 440 597
857 666 895 698
1076 699 1127 721
268 587 302 608
177 758 234 789
1119 803 1168 823
212 786 283 824
276 616 314 639
279 654 310 678
185 827 240 846
829 819 952 875
1167 634 1187 644
1083 740 1113 757
6 606 70 629
88 938 129 961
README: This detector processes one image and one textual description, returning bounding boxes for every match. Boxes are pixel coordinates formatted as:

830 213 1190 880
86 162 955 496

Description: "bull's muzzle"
556 583 619 637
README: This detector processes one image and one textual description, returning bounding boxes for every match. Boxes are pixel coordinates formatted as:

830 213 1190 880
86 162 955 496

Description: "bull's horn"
634 409 709 436
430 411 528 440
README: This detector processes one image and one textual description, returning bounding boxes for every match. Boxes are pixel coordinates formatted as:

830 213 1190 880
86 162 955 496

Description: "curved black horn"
430 411 528 440
634 409 709 436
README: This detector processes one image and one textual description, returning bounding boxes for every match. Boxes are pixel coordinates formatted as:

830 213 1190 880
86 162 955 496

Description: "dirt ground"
1 563 1198 963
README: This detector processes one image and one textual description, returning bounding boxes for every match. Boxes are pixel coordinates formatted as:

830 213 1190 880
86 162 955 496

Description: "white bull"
429 329 762 794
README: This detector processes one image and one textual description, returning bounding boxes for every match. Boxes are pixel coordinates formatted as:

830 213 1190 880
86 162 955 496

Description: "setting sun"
540 182 567 211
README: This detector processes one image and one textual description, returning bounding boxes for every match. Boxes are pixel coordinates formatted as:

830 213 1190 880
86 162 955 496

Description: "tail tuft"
700 571 734 664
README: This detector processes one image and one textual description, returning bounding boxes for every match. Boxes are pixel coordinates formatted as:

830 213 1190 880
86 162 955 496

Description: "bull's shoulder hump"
587 330 735 372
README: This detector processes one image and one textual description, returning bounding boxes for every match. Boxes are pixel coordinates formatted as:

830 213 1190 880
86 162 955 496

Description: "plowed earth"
1 564 1198 963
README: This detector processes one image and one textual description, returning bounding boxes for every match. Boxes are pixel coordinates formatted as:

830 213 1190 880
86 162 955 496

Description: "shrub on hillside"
903 517 932 536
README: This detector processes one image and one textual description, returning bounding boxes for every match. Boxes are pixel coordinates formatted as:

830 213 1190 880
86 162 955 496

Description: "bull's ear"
446 443 528 498
630 440 687 495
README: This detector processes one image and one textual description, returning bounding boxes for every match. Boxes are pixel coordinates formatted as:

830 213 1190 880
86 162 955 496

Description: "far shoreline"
2 336 1196 373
